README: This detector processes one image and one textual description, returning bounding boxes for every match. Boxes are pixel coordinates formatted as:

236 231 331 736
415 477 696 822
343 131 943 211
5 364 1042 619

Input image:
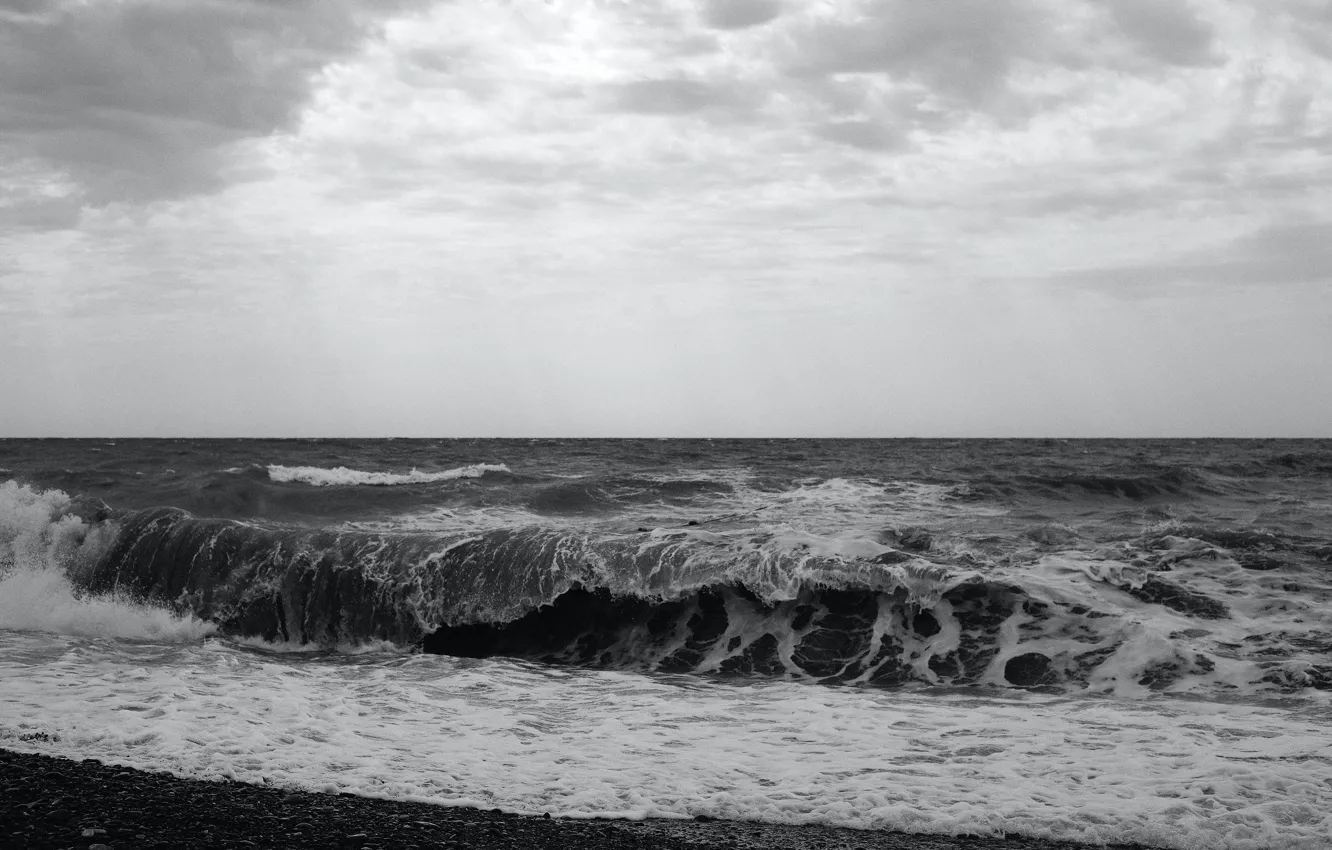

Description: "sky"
1 0 1329 437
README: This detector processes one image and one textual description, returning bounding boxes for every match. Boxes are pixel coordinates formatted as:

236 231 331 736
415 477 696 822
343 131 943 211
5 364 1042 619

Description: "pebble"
3 747 1146 850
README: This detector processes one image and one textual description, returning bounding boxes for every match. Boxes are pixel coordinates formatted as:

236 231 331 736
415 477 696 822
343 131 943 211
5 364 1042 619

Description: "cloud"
1011 182 1169 219
780 0 1049 109
701 0 784 31
814 119 909 151
1062 219 1332 290
0 190 82 231
608 77 760 117
1275 0 1332 59
1 0 1331 437
612 78 721 115
0 0 417 220
0 156 82 230
1102 0 1219 67
1204 220 1332 284
0 0 45 18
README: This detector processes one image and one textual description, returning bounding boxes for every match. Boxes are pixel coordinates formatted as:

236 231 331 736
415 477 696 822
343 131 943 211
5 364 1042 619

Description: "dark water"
3 438 1330 697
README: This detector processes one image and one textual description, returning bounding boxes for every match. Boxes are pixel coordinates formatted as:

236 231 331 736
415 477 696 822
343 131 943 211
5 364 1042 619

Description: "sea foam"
2 638 1327 850
0 481 212 643
266 463 511 487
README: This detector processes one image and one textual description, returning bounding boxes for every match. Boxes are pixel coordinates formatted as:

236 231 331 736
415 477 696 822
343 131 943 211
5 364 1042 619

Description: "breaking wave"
0 481 213 642
65 503 1327 698
7 465 1330 701
266 463 511 487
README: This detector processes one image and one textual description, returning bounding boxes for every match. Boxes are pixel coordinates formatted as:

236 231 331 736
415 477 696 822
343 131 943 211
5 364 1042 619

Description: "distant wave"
266 463 511 487
1002 467 1224 501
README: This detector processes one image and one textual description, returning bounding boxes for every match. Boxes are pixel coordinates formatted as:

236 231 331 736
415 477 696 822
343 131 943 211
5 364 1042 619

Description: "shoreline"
1 748 1159 850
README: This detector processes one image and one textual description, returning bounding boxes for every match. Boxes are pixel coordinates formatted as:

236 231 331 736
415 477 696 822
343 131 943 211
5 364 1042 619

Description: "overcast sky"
1 0 1329 437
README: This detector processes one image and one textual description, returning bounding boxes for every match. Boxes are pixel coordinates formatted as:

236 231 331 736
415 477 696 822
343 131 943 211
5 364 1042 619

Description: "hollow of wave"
73 504 1328 697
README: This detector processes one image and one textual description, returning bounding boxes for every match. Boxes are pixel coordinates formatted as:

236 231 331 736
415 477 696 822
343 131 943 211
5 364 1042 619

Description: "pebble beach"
1 749 1156 850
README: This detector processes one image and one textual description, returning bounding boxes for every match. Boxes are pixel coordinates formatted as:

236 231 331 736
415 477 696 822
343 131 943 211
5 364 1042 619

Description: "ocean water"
1 439 1329 849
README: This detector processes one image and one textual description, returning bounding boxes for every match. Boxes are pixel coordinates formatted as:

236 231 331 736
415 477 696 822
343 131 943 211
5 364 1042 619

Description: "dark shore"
2 749 1158 850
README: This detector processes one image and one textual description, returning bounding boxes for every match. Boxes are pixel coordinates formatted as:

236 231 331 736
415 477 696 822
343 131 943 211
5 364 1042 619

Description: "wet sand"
1 749 1159 850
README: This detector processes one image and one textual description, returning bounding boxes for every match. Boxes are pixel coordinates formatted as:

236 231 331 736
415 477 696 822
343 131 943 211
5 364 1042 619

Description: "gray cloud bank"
0 0 417 227
1066 220 1332 290
2 0 1329 290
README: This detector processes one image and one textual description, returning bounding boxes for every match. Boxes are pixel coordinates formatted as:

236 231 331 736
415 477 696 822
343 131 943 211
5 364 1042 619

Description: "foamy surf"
0 481 213 643
2 636 1327 850
0 566 214 643
266 463 511 486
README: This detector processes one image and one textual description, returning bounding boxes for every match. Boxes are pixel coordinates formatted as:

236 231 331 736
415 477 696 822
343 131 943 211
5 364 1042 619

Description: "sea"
1 439 1329 849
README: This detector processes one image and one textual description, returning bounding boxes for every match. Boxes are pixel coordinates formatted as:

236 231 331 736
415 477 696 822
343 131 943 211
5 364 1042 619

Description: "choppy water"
2 439 1330 848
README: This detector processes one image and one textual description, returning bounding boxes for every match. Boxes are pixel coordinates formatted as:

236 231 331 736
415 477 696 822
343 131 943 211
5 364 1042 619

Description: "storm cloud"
0 0 418 217
1 0 1329 436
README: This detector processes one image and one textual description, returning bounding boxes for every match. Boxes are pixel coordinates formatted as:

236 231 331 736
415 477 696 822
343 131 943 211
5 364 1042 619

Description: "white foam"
1 480 72 571
267 463 511 487
0 480 214 643
226 634 407 656
766 477 1008 524
340 505 557 534
1 632 1326 850
1008 553 1332 702
0 566 215 642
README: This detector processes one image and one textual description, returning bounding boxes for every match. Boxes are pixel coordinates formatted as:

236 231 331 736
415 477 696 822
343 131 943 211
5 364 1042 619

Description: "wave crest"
78 507 1287 697
266 463 511 487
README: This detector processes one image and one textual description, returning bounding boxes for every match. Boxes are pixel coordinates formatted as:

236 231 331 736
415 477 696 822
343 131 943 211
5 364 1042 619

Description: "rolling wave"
6 471 1330 699
70 503 1328 697
266 463 511 486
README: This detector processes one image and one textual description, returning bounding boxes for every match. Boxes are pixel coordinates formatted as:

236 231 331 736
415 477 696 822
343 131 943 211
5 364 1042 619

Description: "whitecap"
267 463 511 487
